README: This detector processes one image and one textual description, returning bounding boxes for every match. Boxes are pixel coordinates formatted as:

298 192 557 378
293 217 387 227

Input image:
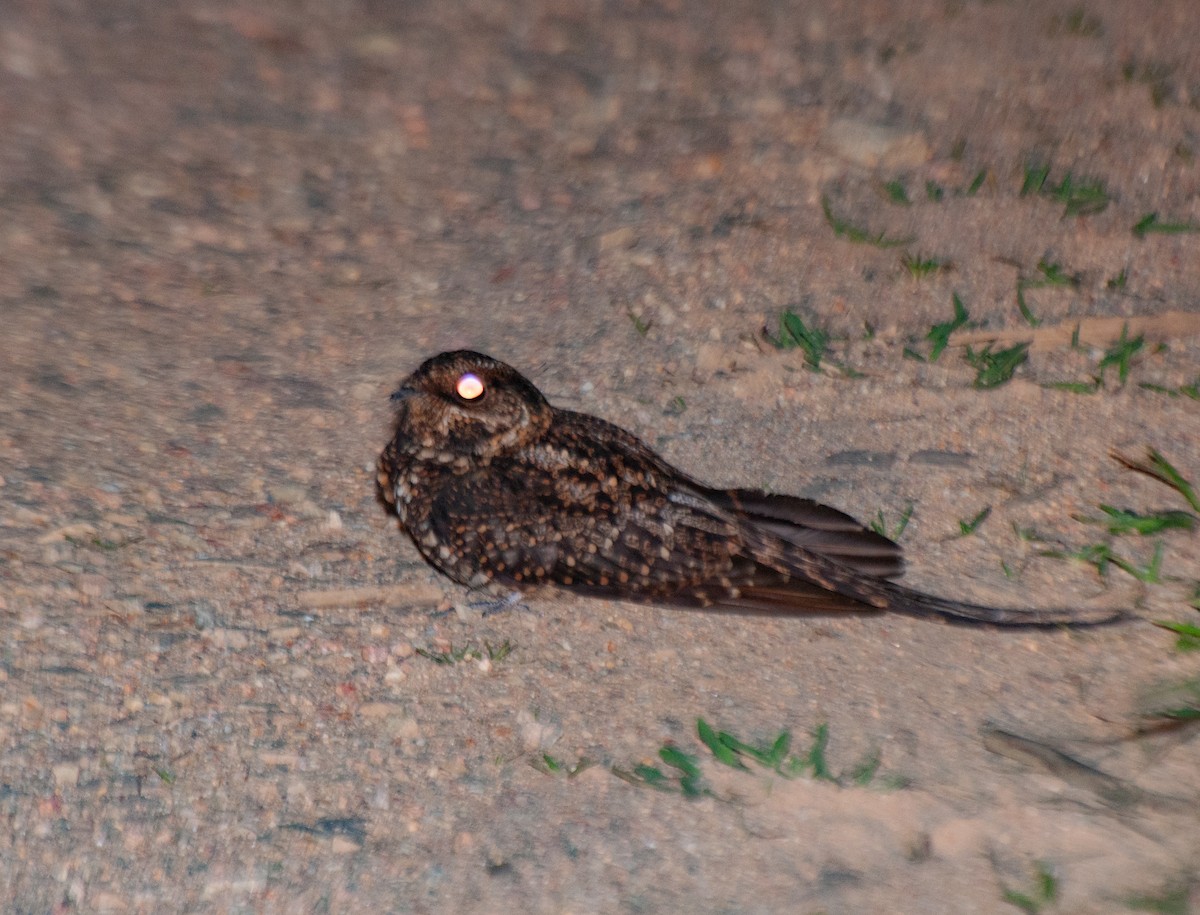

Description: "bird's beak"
389 383 419 404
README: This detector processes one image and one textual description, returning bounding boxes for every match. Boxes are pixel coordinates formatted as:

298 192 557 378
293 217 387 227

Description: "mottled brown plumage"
378 351 1121 626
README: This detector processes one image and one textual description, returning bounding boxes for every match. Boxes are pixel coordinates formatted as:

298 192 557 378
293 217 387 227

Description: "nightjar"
377 350 1121 626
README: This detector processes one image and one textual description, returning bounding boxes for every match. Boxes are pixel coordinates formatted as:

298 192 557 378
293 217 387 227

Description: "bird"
377 350 1122 627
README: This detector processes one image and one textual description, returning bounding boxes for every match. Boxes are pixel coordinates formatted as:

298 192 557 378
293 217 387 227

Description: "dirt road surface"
3 1 1199 911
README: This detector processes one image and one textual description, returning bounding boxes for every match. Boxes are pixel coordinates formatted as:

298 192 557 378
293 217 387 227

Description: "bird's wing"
706 488 904 579
425 451 742 596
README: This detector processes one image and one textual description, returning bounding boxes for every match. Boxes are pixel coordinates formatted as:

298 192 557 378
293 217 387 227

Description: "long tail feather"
724 523 1126 627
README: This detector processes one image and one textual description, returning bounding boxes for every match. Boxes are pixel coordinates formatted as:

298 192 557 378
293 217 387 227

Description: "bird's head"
387 351 553 461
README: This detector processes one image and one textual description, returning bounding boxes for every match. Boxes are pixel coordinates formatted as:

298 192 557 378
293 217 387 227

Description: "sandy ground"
3 0 1200 912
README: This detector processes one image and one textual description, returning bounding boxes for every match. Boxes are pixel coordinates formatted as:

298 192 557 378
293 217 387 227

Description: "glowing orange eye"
455 373 485 400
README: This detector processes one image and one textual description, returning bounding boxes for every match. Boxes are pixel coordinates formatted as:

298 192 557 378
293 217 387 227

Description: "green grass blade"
958 505 992 536
659 746 701 779
805 723 833 780
1113 449 1200 513
1089 505 1196 535
697 718 746 769
821 196 914 248
965 342 1030 388
1133 212 1200 238
927 292 970 361
1153 621 1200 651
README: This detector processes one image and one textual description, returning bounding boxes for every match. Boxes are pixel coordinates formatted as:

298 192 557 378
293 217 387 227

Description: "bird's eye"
454 373 486 401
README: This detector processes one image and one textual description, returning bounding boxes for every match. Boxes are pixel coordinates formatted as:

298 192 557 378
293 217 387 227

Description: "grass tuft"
1001 860 1059 913
964 342 1031 388
1033 259 1081 288
1097 324 1145 385
927 292 970 361
1139 379 1200 400
1039 540 1164 584
883 180 910 205
1132 212 1200 239
615 719 885 797
958 506 993 537
765 309 830 370
1078 505 1195 536
534 754 594 777
1043 379 1100 394
966 169 988 196
1154 619 1200 652
870 503 914 540
1021 164 1110 216
901 252 950 280
1124 880 1194 915
1110 448 1200 513
821 196 914 247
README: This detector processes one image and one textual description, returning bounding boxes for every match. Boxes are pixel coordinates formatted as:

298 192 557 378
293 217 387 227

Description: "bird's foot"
463 589 527 618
